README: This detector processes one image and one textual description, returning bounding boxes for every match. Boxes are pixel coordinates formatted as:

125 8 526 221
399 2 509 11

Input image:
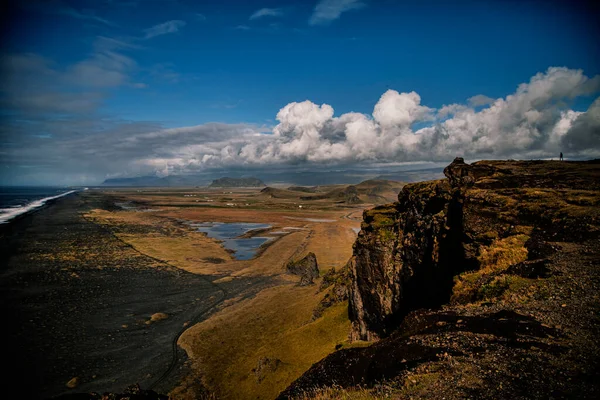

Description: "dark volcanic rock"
349 157 600 340
53 384 168 399
313 268 350 319
280 158 600 399
286 252 319 285
348 175 466 340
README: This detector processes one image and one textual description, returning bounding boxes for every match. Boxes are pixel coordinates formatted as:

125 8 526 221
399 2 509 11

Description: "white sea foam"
0 190 77 224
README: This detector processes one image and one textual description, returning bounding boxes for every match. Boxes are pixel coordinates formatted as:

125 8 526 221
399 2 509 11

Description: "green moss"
378 228 396 242
477 276 510 300
362 204 399 234
373 215 395 228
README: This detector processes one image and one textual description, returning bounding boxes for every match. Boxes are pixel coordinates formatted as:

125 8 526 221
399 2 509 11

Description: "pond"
189 222 272 260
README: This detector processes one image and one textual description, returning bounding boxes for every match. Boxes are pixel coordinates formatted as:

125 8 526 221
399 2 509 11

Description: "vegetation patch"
451 234 529 304
178 286 351 400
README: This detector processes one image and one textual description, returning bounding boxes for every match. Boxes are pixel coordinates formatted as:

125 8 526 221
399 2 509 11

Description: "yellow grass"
177 285 351 400
451 234 529 303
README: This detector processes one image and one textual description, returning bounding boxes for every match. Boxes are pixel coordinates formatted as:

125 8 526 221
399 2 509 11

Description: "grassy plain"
87 182 402 399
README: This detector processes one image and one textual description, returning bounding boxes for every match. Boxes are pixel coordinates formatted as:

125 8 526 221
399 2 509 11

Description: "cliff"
280 158 600 399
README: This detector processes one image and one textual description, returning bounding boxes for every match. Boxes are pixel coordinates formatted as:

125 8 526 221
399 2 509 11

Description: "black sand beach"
0 193 273 398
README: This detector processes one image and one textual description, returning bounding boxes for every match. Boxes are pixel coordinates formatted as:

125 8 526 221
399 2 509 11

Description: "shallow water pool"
190 222 272 260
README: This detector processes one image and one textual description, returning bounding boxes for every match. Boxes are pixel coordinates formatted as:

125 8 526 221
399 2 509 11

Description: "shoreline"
0 191 275 399
0 189 78 226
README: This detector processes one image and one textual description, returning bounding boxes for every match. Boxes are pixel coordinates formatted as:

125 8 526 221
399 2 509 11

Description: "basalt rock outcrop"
348 157 471 340
348 157 600 340
286 252 320 286
280 159 600 399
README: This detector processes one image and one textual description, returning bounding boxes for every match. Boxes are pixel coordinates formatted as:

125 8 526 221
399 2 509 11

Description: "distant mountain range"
260 179 405 205
102 175 211 187
101 166 444 187
208 177 265 188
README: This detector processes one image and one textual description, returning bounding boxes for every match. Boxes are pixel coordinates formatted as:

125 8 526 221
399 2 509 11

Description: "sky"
0 0 599 185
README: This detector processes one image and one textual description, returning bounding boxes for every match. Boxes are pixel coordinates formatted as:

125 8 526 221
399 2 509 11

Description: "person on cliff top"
560 152 564 161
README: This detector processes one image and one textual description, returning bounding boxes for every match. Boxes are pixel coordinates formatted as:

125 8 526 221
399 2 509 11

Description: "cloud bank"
125 67 600 176
1 65 599 185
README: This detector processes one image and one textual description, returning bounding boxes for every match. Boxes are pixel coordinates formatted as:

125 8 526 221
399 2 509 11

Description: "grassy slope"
178 288 350 399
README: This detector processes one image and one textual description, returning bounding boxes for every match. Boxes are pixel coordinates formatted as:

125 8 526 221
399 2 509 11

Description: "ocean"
0 186 78 224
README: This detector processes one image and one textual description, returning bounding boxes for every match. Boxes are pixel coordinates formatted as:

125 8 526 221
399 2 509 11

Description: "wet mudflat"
0 194 270 399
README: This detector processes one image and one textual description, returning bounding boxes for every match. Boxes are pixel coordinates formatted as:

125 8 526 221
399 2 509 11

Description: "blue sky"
1 0 599 185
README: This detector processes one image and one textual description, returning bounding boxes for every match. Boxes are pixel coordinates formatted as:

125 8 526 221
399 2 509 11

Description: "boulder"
286 252 319 286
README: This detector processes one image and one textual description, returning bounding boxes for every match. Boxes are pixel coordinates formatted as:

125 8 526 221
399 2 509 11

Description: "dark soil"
0 193 274 399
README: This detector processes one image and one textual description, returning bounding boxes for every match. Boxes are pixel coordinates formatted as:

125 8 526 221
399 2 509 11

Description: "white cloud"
114 67 599 176
561 98 600 152
3 64 600 184
372 90 433 127
468 94 495 107
309 0 366 25
143 20 186 39
437 103 469 118
249 8 283 20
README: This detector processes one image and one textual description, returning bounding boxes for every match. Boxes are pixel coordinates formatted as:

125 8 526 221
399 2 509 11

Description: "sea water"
0 186 78 224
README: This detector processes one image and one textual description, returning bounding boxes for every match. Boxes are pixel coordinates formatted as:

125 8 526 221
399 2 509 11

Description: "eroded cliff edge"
280 159 600 399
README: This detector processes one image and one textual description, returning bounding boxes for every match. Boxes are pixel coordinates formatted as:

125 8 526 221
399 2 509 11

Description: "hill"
258 179 404 205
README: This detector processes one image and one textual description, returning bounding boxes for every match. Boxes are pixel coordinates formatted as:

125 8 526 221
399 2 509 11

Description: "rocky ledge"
279 159 600 399
286 252 320 286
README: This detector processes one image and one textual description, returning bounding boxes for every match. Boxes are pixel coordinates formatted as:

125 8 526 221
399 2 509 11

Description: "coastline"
0 191 274 399
0 189 78 226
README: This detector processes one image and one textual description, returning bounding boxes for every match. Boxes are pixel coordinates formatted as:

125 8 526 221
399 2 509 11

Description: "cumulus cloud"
117 67 599 176
249 8 283 20
467 94 495 107
143 20 186 39
561 98 600 154
309 0 365 25
3 65 600 185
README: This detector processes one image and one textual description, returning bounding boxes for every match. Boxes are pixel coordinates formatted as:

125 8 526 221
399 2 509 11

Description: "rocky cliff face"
279 158 600 399
348 174 462 340
349 158 600 340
